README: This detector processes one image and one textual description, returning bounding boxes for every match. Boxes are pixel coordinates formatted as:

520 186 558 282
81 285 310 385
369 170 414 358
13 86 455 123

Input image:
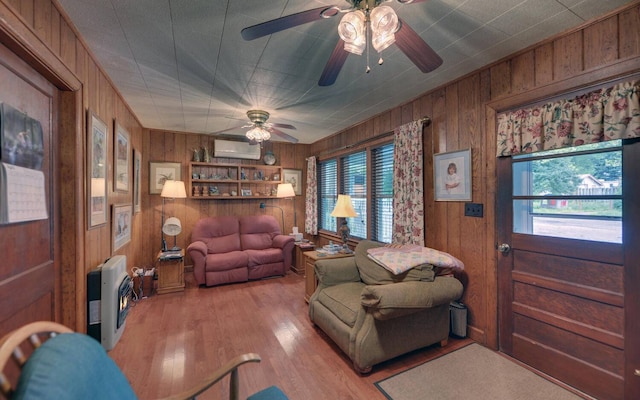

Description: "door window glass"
512 140 622 243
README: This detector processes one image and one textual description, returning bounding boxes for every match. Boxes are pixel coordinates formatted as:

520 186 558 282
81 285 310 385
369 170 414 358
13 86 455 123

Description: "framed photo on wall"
283 168 302 195
434 149 472 201
149 161 181 194
87 109 108 228
112 204 132 252
114 121 130 192
133 149 142 213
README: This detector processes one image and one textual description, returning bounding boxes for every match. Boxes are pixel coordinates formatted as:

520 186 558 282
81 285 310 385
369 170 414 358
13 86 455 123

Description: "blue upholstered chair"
0 321 287 400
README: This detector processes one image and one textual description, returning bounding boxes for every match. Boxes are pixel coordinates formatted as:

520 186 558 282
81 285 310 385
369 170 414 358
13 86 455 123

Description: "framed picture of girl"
434 149 472 201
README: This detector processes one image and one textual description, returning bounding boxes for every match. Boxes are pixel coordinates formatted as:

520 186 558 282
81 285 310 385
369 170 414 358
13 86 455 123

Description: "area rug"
375 343 583 400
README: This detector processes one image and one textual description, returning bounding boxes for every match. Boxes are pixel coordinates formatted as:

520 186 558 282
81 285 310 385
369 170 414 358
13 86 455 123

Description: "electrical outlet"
464 202 483 218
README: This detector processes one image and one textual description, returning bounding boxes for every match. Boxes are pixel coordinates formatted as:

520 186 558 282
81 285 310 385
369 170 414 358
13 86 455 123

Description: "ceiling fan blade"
268 128 299 143
394 19 443 73
241 6 338 41
210 124 246 135
318 39 349 86
271 122 296 130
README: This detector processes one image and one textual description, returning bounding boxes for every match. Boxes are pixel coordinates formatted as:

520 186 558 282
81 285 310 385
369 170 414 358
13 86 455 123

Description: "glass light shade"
162 217 182 236
160 180 187 198
338 10 366 55
276 183 295 198
330 194 358 218
246 126 271 142
370 6 398 52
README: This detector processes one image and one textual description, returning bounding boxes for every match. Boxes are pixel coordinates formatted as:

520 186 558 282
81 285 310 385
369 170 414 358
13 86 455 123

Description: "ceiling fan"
212 110 299 144
241 0 442 86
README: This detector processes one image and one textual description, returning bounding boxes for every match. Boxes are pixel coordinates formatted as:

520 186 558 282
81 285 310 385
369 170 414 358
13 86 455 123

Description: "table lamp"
331 194 358 251
160 180 187 251
162 217 182 251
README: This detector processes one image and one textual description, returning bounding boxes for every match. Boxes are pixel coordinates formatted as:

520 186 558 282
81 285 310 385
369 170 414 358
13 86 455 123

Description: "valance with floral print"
497 80 640 157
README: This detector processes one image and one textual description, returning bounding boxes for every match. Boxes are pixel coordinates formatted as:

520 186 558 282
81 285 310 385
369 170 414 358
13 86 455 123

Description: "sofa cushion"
317 282 365 327
355 240 435 285
205 251 249 271
244 248 283 267
240 215 281 250
192 216 241 254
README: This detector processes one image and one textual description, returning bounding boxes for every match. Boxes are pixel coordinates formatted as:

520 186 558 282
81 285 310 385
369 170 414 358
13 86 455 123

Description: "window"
318 159 337 232
317 141 394 243
340 151 367 239
371 143 394 242
512 140 622 243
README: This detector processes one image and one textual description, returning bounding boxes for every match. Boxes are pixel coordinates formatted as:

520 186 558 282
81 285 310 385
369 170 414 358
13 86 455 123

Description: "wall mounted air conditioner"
213 139 261 160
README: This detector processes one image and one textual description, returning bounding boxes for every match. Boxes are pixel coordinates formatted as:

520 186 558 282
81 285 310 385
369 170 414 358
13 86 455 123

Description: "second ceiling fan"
241 0 442 86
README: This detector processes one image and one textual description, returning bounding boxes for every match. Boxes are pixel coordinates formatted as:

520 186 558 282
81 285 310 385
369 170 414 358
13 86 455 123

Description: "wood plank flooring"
109 271 471 400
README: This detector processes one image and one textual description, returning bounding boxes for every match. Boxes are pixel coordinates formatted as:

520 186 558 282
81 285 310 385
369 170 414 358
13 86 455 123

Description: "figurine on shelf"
241 168 247 180
202 146 211 163
192 148 201 162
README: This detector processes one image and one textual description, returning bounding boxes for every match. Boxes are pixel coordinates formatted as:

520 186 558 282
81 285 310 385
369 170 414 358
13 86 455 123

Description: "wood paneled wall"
0 0 144 331
309 2 640 349
142 130 309 267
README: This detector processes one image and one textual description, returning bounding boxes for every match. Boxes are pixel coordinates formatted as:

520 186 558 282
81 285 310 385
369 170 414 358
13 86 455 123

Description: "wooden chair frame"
0 321 263 400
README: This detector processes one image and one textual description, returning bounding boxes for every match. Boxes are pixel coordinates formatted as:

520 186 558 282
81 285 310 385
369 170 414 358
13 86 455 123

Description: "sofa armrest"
360 277 463 320
272 234 294 249
315 257 361 288
187 241 207 258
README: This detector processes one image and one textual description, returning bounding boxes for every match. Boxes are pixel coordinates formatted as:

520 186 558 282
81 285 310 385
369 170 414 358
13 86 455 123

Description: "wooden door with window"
0 43 60 336
497 139 640 400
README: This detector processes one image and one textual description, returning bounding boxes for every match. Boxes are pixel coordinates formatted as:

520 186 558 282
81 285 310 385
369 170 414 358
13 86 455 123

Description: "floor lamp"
259 202 284 232
331 194 358 252
160 180 187 251
276 183 296 234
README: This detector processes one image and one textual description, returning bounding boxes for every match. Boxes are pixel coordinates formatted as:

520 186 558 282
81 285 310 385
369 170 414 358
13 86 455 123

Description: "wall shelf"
188 162 282 199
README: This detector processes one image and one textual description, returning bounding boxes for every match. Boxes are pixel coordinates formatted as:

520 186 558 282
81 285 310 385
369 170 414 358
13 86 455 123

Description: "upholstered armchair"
308 240 464 373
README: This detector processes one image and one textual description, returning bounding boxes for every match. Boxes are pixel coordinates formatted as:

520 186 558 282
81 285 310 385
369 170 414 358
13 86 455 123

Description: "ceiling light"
246 126 271 143
338 5 398 56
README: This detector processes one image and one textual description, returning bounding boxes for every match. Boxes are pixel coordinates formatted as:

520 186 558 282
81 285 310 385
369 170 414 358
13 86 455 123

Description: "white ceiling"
56 0 633 144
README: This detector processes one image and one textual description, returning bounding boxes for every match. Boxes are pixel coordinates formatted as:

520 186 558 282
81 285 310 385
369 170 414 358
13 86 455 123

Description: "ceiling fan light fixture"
338 10 366 55
370 5 398 52
246 126 271 143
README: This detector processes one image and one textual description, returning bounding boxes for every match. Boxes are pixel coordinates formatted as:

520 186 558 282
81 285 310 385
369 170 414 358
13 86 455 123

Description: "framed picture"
133 149 142 213
434 148 472 201
114 121 130 192
241 188 252 197
283 168 302 195
112 204 132 252
149 161 181 194
87 109 108 228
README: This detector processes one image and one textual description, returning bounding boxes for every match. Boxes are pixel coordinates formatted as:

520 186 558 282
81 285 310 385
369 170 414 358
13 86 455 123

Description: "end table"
156 250 185 294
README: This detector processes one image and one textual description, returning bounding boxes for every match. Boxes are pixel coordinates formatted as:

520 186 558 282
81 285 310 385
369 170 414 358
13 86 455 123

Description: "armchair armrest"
360 277 463 320
314 257 360 288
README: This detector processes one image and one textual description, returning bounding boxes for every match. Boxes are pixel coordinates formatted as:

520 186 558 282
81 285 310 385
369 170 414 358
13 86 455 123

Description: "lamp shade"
276 183 295 198
162 217 182 236
338 10 366 55
370 5 398 52
331 194 358 218
161 180 187 198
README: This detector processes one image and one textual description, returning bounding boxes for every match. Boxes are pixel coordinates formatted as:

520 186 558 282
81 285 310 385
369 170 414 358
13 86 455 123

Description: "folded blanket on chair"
367 244 464 275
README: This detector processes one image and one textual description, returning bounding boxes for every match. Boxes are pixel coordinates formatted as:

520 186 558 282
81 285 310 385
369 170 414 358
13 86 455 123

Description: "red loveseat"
187 215 295 287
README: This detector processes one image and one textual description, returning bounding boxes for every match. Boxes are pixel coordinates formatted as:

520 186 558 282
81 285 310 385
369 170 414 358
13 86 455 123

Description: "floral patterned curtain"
392 120 424 245
304 156 318 235
497 80 640 156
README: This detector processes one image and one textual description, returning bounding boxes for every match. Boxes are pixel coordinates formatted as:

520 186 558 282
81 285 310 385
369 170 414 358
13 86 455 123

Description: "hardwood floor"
109 271 472 400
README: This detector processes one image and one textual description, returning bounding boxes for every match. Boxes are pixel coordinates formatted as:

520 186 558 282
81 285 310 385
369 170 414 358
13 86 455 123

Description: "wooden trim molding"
0 1 80 91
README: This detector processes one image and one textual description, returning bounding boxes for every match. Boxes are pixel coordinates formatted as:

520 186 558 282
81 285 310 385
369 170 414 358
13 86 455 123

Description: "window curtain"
392 120 424 245
305 156 318 235
497 80 640 157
